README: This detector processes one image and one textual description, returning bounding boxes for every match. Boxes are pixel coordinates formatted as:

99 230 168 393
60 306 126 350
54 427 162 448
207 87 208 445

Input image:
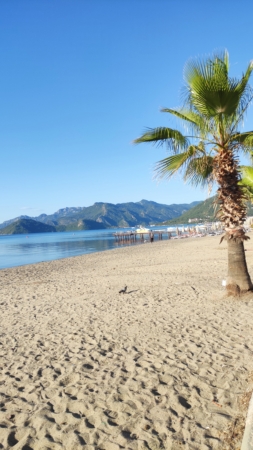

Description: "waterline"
0 227 172 269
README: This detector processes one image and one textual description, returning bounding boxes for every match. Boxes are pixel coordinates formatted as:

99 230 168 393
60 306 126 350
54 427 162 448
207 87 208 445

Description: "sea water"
0 226 173 269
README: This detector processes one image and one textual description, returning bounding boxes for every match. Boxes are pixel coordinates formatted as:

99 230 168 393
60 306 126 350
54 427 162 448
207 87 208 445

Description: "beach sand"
1 236 253 449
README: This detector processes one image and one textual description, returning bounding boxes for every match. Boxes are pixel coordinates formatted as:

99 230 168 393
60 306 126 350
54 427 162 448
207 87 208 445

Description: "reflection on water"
0 228 141 269
0 226 174 270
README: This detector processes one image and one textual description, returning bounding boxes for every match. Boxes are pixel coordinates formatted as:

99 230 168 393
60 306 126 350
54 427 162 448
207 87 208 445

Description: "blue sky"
1 0 253 222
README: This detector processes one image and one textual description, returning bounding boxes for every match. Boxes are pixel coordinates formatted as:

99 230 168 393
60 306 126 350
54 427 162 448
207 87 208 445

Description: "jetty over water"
113 230 171 243
113 223 225 243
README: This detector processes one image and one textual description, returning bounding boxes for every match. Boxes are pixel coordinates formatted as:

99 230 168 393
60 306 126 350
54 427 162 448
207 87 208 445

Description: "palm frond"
229 131 253 146
184 156 214 186
155 153 191 179
239 165 253 188
238 166 253 202
133 127 189 152
154 144 210 180
184 51 253 119
235 61 253 115
161 108 200 126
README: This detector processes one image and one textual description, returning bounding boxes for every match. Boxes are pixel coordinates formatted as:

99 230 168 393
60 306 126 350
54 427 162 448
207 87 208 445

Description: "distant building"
188 218 199 223
245 216 253 227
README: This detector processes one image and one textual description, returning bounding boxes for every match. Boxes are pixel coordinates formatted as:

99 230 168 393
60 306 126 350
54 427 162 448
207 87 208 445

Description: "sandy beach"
1 236 253 449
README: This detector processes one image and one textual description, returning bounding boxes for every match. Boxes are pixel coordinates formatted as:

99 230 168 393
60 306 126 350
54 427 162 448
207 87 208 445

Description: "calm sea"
0 227 173 270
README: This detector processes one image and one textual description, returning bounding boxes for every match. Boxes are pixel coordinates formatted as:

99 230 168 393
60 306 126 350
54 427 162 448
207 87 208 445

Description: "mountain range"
0 199 201 234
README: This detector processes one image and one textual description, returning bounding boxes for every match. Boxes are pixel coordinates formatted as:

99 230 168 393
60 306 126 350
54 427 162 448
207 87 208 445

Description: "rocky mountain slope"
0 199 201 231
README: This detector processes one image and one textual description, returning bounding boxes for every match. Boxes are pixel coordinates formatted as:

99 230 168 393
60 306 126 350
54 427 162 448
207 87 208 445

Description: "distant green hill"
0 219 57 235
165 197 217 224
164 196 253 225
0 218 107 235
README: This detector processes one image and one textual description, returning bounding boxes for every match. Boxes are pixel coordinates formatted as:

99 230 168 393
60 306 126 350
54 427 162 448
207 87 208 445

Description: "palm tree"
134 51 253 295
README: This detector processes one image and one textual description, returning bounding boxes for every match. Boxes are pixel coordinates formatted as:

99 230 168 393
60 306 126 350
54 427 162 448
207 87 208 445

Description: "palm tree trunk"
214 149 253 295
227 239 253 295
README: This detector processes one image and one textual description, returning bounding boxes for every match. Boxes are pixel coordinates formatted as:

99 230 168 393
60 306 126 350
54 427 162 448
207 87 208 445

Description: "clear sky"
1 0 253 223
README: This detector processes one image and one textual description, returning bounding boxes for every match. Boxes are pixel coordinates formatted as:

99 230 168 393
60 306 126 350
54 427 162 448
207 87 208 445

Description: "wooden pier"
113 223 224 244
113 231 172 243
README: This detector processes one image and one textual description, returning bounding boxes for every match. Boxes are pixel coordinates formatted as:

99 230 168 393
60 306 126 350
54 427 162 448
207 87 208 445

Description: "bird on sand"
119 286 127 294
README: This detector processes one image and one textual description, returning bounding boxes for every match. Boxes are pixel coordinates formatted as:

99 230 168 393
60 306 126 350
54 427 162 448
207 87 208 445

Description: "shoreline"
0 230 172 271
0 229 220 272
0 225 216 271
1 236 253 449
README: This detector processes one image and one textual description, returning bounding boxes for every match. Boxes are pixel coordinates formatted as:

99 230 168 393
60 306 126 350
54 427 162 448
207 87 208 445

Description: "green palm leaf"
185 51 253 118
238 166 253 201
160 108 213 139
161 108 203 128
184 156 214 186
133 127 189 152
229 131 253 148
154 153 190 179
239 166 253 188
155 144 209 179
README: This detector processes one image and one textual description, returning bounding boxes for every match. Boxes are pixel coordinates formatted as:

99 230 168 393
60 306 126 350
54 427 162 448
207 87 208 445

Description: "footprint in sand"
59 373 80 386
